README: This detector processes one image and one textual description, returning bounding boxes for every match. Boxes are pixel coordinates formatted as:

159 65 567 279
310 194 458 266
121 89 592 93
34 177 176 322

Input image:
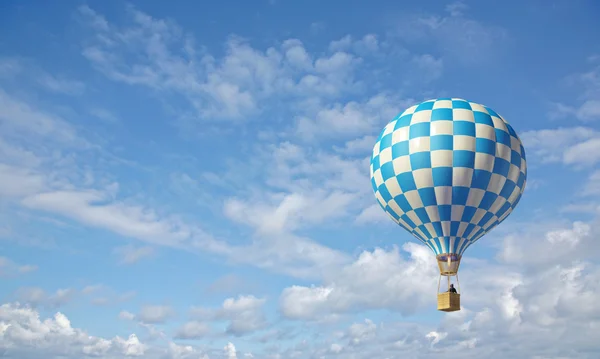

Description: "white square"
470 103 488 113
435 186 453 205
384 177 402 197
453 108 475 122
471 208 487 224
403 105 418 116
453 168 473 187
424 223 436 237
482 214 498 229
373 168 384 188
475 123 495 140
433 99 452 109
404 190 425 210
425 205 440 222
372 141 381 156
382 122 396 136
491 116 506 131
430 120 453 136
379 147 393 165
510 136 521 152
392 127 409 143
466 188 486 207
507 164 520 183
388 198 404 216
392 156 411 174
406 210 422 227
431 150 453 168
409 136 430 153
496 143 512 162
375 191 387 208
487 173 507 194
413 168 434 189
454 135 476 151
442 221 451 236
451 205 465 221
474 152 495 171
457 221 469 237
489 196 506 213
411 110 432 124
508 186 521 203
414 226 427 239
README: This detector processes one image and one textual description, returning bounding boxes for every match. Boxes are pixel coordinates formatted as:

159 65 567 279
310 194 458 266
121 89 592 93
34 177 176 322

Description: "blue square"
506 124 517 137
500 180 516 199
438 205 451 221
432 222 444 237
450 221 460 236
418 187 437 206
478 211 494 227
454 150 475 168
415 208 431 223
431 108 453 121
493 157 510 177
397 173 417 192
471 169 491 190
378 184 393 203
415 101 434 112
494 129 511 147
476 138 496 155
410 152 431 170
371 155 380 171
386 206 400 221
484 106 500 117
394 195 412 212
461 206 477 222
452 99 472 110
517 172 526 188
452 187 470 205
380 133 393 150
497 202 511 218
454 121 476 136
394 114 412 129
473 111 494 126
463 223 476 237
417 224 433 239
401 214 416 228
380 162 396 181
409 122 430 139
520 144 526 161
432 167 453 186
392 141 409 157
431 135 453 151
479 191 498 210
510 150 521 167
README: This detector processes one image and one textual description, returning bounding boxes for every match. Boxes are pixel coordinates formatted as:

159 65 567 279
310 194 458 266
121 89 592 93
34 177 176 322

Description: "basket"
437 292 460 312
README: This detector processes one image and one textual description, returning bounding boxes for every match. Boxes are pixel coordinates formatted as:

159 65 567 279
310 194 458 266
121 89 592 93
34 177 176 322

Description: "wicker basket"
437 292 460 312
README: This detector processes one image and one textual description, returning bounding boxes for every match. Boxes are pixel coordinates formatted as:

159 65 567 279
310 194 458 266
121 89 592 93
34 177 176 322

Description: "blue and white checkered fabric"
370 98 527 256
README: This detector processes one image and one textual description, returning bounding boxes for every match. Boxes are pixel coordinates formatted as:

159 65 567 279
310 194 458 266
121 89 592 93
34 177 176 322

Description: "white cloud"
13 287 76 309
137 305 175 324
520 126 600 167
174 321 211 339
0 303 146 358
279 243 438 319
224 342 237 359
191 295 267 336
0 256 37 277
552 61 600 122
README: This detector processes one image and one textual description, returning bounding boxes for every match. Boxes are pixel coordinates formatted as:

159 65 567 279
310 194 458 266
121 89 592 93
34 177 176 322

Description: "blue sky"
1 0 600 358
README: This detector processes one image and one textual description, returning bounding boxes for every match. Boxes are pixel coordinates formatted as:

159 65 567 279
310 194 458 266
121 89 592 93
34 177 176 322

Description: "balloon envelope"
370 98 527 256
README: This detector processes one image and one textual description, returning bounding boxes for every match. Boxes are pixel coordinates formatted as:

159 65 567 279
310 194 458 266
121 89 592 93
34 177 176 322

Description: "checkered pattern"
370 98 527 256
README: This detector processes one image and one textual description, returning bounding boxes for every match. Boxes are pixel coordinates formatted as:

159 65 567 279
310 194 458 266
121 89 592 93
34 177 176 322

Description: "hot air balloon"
370 98 527 312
